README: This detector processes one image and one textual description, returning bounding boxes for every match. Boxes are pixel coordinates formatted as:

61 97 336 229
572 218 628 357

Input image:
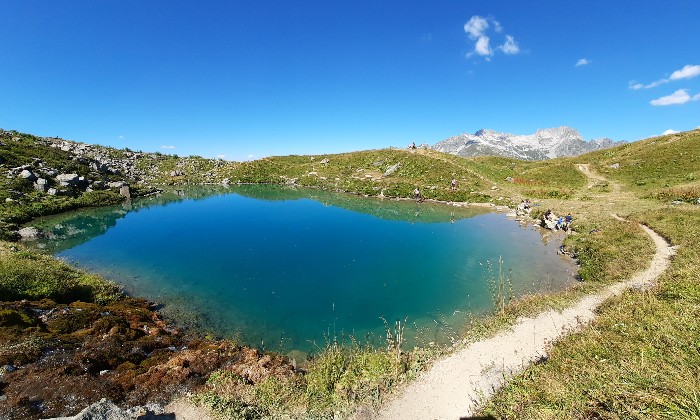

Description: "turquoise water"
31 186 576 353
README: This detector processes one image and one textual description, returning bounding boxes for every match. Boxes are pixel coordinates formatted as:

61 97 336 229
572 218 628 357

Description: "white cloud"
662 129 680 135
464 16 489 38
464 15 520 60
161 145 176 149
500 35 519 54
631 64 700 90
247 154 255 161
118 135 124 139
650 89 700 106
575 58 590 67
475 36 492 56
669 64 700 80
215 154 226 160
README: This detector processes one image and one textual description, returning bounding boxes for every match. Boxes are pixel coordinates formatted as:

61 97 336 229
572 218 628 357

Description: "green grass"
0 241 122 304
584 129 700 197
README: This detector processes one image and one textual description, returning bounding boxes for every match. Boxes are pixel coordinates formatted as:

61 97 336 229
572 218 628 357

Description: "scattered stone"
610 163 620 169
56 173 79 187
383 163 401 177
505 177 514 182
320 158 330 165
491 185 499 190
119 185 131 199
108 181 126 189
45 398 132 420
48 188 58 196
34 178 49 193
19 169 37 182
18 227 41 239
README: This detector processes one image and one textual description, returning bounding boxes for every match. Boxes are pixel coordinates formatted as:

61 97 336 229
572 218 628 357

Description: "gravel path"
376 221 674 420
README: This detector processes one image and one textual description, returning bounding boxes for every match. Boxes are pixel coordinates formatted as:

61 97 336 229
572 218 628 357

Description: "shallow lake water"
30 186 577 353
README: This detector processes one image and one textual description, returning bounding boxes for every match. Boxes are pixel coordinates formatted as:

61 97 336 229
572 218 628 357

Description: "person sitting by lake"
556 215 565 230
542 209 559 230
413 187 421 201
451 177 457 191
518 199 532 213
565 212 573 230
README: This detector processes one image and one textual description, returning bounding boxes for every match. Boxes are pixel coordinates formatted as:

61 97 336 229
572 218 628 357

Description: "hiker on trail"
413 187 421 201
451 177 457 191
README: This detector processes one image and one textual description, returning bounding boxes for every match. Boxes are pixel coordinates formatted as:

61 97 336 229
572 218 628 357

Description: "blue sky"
2 1 699 161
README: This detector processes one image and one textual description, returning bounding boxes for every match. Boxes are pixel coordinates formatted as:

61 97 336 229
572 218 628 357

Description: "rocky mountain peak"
432 126 624 161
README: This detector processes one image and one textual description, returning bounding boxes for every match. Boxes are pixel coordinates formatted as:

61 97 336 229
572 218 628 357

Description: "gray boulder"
18 227 41 239
19 169 37 182
383 163 401 177
56 173 79 187
34 178 49 193
119 185 131 199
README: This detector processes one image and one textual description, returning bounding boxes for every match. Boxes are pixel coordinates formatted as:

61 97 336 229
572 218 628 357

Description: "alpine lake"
27 185 577 354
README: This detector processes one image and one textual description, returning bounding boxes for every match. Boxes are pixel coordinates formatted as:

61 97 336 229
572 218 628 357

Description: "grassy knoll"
477 131 700 419
2 128 700 418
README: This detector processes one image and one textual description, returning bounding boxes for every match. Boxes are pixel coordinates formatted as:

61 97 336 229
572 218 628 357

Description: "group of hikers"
411 181 574 232
543 208 573 231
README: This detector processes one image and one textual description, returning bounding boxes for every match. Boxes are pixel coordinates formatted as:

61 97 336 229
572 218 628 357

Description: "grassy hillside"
1 128 700 418
478 130 700 419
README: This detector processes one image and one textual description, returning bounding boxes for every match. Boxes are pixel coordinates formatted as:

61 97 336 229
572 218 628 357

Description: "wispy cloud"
662 129 679 135
500 35 520 55
161 145 176 149
630 64 700 89
629 79 668 90
670 64 700 80
575 58 590 67
464 15 520 60
215 154 226 160
650 89 700 106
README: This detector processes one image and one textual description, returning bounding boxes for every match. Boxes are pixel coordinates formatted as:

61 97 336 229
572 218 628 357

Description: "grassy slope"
2 129 699 418
479 129 700 419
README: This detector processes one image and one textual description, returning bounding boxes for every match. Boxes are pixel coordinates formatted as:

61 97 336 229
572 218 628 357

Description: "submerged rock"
18 226 41 239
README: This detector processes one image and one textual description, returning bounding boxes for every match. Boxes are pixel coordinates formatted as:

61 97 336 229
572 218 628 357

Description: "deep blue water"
31 186 576 353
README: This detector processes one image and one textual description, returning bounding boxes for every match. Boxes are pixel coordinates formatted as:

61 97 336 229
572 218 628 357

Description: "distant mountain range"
432 126 625 160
